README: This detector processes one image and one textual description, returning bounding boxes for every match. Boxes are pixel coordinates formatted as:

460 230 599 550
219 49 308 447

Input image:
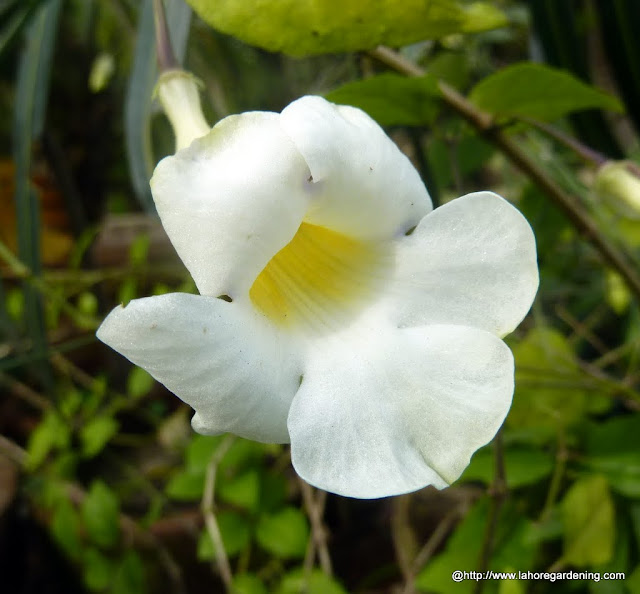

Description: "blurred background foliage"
1 0 640 593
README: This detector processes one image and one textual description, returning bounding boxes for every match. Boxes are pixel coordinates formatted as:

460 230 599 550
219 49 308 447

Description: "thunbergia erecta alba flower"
98 71 539 499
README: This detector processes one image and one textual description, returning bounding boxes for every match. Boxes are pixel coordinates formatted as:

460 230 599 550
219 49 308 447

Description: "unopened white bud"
156 70 210 152
594 161 640 220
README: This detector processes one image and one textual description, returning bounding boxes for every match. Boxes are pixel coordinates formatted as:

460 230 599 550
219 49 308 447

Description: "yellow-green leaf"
184 0 507 56
561 475 615 567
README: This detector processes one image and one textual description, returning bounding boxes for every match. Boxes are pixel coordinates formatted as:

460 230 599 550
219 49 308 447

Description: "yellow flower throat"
249 222 388 331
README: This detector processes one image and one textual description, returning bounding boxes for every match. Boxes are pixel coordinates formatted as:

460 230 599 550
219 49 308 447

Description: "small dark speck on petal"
369 166 373 171
307 175 313 182
150 323 157 330
203 327 208 334
405 226 416 236
217 295 233 303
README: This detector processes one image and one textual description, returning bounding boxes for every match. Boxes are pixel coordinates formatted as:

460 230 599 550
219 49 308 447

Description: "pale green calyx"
156 70 210 151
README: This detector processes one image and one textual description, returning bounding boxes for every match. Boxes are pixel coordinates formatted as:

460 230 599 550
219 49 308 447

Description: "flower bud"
594 161 640 220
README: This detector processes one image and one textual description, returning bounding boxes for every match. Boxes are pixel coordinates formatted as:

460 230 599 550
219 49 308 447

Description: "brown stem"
201 435 235 590
522 118 607 167
153 0 179 71
367 46 640 303
299 479 333 577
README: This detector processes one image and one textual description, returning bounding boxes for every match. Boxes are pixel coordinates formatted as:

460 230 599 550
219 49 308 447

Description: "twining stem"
522 118 607 167
368 46 640 303
201 435 236 591
299 479 333 577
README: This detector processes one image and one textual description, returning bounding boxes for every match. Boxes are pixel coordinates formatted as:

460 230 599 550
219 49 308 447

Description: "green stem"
367 46 640 303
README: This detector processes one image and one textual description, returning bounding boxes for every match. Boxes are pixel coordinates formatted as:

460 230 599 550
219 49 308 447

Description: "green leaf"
628 566 640 594
561 475 615 567
184 0 506 56
165 469 205 501
462 446 553 488
258 472 287 513
232 574 268 594
583 416 640 497
111 551 145 594
507 327 587 434
27 411 71 469
197 512 251 560
276 569 348 594
51 499 82 560
80 416 119 458
256 507 309 559
218 439 264 474
325 73 440 126
83 548 115 592
469 62 623 121
185 434 224 471
218 470 260 512
81 481 120 549
126 366 154 399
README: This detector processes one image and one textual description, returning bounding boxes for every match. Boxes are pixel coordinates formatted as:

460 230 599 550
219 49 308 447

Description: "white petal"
280 96 432 240
97 293 302 443
150 112 311 298
288 323 513 498
388 191 538 337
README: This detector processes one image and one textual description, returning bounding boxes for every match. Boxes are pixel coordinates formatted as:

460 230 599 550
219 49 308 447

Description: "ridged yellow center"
249 223 387 331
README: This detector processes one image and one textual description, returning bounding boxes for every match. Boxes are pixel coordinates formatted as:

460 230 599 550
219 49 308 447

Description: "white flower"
98 74 538 499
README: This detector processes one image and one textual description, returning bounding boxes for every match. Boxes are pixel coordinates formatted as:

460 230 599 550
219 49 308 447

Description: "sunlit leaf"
184 0 507 56
27 411 70 469
80 416 119 458
507 327 587 435
561 475 615 567
81 481 120 549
